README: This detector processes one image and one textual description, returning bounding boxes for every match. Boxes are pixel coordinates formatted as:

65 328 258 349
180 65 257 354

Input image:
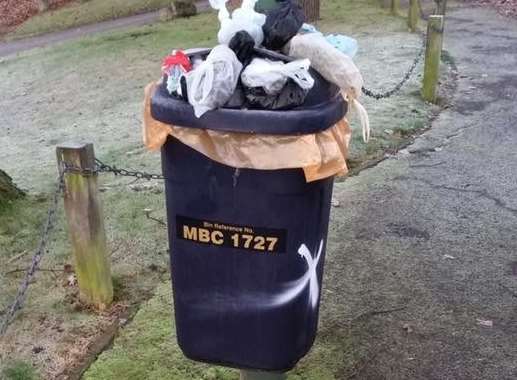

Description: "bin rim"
151 47 348 136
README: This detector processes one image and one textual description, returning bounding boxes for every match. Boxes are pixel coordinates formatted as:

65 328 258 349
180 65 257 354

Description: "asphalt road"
325 5 517 379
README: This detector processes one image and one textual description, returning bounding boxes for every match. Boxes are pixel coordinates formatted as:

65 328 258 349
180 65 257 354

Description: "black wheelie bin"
151 47 347 372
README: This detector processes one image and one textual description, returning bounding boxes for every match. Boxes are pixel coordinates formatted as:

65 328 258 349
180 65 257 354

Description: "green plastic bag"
256 0 280 12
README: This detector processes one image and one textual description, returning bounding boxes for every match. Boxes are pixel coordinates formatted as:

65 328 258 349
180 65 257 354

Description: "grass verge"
84 283 356 380
1 360 40 380
6 0 174 40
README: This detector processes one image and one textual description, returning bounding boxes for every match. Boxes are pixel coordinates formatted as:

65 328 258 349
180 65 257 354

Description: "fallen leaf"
477 319 493 327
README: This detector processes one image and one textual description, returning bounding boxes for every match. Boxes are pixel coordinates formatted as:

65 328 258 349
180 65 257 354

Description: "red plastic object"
162 50 193 74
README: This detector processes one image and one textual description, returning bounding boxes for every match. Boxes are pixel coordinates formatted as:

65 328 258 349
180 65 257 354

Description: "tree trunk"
37 0 49 12
297 0 320 22
0 169 24 205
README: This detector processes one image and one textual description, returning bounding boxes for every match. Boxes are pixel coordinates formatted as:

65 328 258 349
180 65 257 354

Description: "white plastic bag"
285 33 370 141
241 58 315 95
185 45 243 118
209 0 266 47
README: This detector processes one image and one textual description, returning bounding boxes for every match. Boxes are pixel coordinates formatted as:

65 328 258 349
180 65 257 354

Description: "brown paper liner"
143 82 351 182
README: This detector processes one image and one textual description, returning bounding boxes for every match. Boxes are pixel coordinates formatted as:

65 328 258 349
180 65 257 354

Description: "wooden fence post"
408 0 419 32
391 0 400 15
422 15 444 103
297 0 320 22
56 143 113 310
435 0 447 15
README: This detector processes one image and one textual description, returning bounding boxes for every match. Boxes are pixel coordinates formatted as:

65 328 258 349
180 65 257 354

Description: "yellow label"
176 216 286 254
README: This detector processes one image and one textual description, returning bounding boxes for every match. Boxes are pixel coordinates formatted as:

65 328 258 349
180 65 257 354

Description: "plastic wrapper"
229 30 255 66
209 0 266 47
255 0 280 12
143 82 351 182
285 33 370 141
162 50 193 94
184 44 243 118
262 0 305 50
241 58 314 95
300 23 319 34
326 34 358 58
299 25 358 58
245 79 308 110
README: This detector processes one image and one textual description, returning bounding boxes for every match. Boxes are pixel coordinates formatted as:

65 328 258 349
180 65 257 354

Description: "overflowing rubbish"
262 0 305 50
241 58 314 95
229 31 256 66
145 0 372 182
155 1 369 130
245 79 308 110
210 0 266 47
184 44 242 118
285 33 370 141
240 57 313 110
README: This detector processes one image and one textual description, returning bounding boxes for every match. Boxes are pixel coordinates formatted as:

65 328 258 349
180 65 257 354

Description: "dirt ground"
0 0 440 378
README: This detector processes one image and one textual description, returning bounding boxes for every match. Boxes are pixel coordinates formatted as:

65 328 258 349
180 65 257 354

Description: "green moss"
0 196 49 261
83 283 239 380
85 282 356 380
1 360 40 380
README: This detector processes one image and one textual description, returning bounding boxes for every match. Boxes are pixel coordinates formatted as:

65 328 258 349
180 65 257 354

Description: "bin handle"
183 47 296 63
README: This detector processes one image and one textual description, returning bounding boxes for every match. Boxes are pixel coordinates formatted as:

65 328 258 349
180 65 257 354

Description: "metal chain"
0 174 64 335
59 159 164 180
0 158 161 335
95 158 165 180
362 33 426 100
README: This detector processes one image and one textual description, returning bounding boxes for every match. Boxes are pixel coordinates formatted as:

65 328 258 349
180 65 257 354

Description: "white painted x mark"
271 240 324 309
